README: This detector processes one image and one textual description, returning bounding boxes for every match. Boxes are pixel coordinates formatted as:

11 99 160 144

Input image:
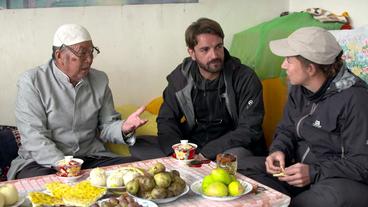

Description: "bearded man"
131 18 267 165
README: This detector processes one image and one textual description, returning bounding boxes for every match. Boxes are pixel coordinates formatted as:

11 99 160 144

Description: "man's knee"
16 162 55 179
224 147 253 157
130 136 166 160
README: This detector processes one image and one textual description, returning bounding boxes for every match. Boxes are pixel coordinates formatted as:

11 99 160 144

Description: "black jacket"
157 49 267 159
270 66 368 184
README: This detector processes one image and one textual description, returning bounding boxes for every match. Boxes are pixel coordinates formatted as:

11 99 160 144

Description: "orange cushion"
261 78 288 147
145 97 163 115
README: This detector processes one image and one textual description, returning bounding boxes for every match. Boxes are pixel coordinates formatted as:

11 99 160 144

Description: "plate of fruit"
190 168 253 201
93 192 158 207
126 162 189 204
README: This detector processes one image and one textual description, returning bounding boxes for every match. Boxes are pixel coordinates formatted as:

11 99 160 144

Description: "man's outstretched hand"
121 106 148 135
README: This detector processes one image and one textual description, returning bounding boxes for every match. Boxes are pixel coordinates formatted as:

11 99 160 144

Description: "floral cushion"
0 125 21 181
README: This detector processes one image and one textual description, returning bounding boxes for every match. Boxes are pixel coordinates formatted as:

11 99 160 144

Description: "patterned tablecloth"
3 157 290 207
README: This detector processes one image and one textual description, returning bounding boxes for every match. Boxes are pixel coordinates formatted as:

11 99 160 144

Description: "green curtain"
230 12 343 80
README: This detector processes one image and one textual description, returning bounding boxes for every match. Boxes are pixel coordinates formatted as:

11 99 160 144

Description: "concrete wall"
289 0 368 27
0 0 288 125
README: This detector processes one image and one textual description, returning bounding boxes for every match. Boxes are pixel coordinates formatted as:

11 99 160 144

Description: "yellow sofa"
105 98 163 156
105 77 288 156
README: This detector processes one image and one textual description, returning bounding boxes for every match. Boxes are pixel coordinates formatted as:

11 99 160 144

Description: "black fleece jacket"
270 66 368 184
157 49 267 159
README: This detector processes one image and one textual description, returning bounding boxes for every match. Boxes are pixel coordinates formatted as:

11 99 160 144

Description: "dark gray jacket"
157 49 267 159
271 66 368 184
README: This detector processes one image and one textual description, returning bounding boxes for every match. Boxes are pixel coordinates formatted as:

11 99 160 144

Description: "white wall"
289 0 368 28
0 0 288 125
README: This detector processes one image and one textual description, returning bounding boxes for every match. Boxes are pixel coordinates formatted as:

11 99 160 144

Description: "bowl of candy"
55 156 84 182
172 140 197 162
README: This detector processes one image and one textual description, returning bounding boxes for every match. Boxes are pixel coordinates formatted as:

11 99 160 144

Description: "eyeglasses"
61 44 100 60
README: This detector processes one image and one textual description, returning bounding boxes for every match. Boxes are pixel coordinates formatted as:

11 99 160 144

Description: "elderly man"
131 18 267 165
8 24 147 180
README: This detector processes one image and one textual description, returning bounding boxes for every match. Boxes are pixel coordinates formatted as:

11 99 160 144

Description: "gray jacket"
8 60 134 180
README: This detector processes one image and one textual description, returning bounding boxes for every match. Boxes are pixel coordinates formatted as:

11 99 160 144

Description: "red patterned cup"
172 140 197 160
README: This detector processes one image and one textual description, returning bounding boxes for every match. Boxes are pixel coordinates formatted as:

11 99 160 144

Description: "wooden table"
3 157 290 207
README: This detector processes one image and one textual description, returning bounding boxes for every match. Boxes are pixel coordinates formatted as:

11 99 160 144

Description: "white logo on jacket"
312 120 322 128
246 100 254 109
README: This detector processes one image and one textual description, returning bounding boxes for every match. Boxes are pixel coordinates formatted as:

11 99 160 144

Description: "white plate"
98 197 158 207
56 172 85 183
8 196 25 207
129 184 189 204
190 179 253 201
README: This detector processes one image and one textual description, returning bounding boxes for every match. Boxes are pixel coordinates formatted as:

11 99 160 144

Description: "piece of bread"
28 192 64 207
272 172 286 177
273 167 286 177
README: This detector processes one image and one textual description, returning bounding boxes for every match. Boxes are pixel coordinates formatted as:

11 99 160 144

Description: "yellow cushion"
145 97 163 115
105 142 130 156
115 104 158 136
105 104 159 156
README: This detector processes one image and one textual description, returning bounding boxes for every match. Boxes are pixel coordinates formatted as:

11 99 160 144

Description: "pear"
148 162 166 175
126 179 139 195
136 176 155 192
151 187 167 199
154 172 172 188
169 170 180 179
167 181 185 196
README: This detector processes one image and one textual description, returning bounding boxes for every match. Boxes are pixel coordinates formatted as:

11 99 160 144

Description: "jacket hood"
329 64 367 93
301 65 367 102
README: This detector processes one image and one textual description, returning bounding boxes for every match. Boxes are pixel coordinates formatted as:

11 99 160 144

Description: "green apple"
211 168 232 185
0 183 19 205
203 182 228 197
201 175 214 191
228 181 245 196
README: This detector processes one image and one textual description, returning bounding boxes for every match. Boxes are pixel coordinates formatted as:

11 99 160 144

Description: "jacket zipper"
204 80 210 143
301 147 310 163
341 145 345 159
296 103 318 163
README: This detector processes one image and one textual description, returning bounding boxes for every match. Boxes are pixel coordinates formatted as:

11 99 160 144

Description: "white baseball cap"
53 24 92 47
269 27 342 65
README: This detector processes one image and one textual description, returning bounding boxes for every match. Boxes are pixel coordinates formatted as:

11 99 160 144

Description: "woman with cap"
247 27 368 207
